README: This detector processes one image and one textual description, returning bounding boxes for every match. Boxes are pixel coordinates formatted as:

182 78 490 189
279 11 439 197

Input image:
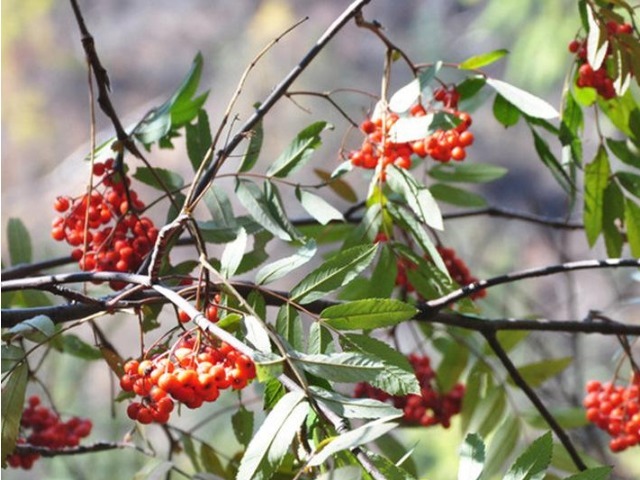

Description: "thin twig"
422 258 640 314
482 330 587 471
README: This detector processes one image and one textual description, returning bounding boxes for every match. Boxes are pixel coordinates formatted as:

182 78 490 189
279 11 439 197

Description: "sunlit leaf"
459 49 508 70
296 188 344 225
458 433 485 480
267 121 330 178
236 391 309 480
290 244 378 304
220 227 247 278
307 415 401 467
386 166 443 230
256 240 316 285
310 386 401 419
486 78 559 119
321 298 417 331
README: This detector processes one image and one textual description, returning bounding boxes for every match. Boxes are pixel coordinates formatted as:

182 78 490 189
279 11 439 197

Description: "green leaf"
366 450 418 480
235 180 293 241
1 345 25 374
483 415 521 478
602 183 625 257
435 336 469 393
468 386 506 437
386 166 443 230
275 305 304 352
294 352 388 384
624 198 640 257
617 171 640 199
524 407 589 430
296 188 344 225
307 415 401 467
340 334 420 395
60 334 102 360
493 93 521 127
509 357 572 388
307 322 335 355
232 406 254 448
267 121 330 178
263 378 286 410
133 167 184 191
320 298 417 331
309 386 401 419
256 240 316 285
458 433 485 480
459 49 508 70
606 138 640 168
244 315 272 353
7 218 32 265
456 76 487 101
6 315 55 343
314 168 358 203
503 431 553 480
531 128 573 194
236 391 309 480
182 433 202 471
186 109 212 171
200 443 227 477
133 53 208 145
563 466 613 480
428 163 508 183
220 227 247 279
204 186 236 227
239 107 264 173
486 78 559 119
386 203 449 277
290 244 378 304
583 147 611 246
430 183 487 207
1 361 28 466
316 466 363 480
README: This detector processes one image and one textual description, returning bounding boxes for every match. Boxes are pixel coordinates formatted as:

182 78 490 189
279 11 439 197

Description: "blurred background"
2 0 639 478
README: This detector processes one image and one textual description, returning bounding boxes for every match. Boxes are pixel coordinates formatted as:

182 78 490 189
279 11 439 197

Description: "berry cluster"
51 159 158 290
7 395 92 470
409 88 474 163
394 246 486 300
120 333 256 424
437 246 486 300
583 374 640 452
354 353 465 428
349 113 412 172
348 86 474 177
568 21 633 99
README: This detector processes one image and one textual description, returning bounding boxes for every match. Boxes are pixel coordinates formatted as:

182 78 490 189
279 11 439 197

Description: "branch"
68 0 142 159
442 206 584 230
482 330 587 471
189 0 373 204
417 312 640 336
14 441 142 457
422 258 640 313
